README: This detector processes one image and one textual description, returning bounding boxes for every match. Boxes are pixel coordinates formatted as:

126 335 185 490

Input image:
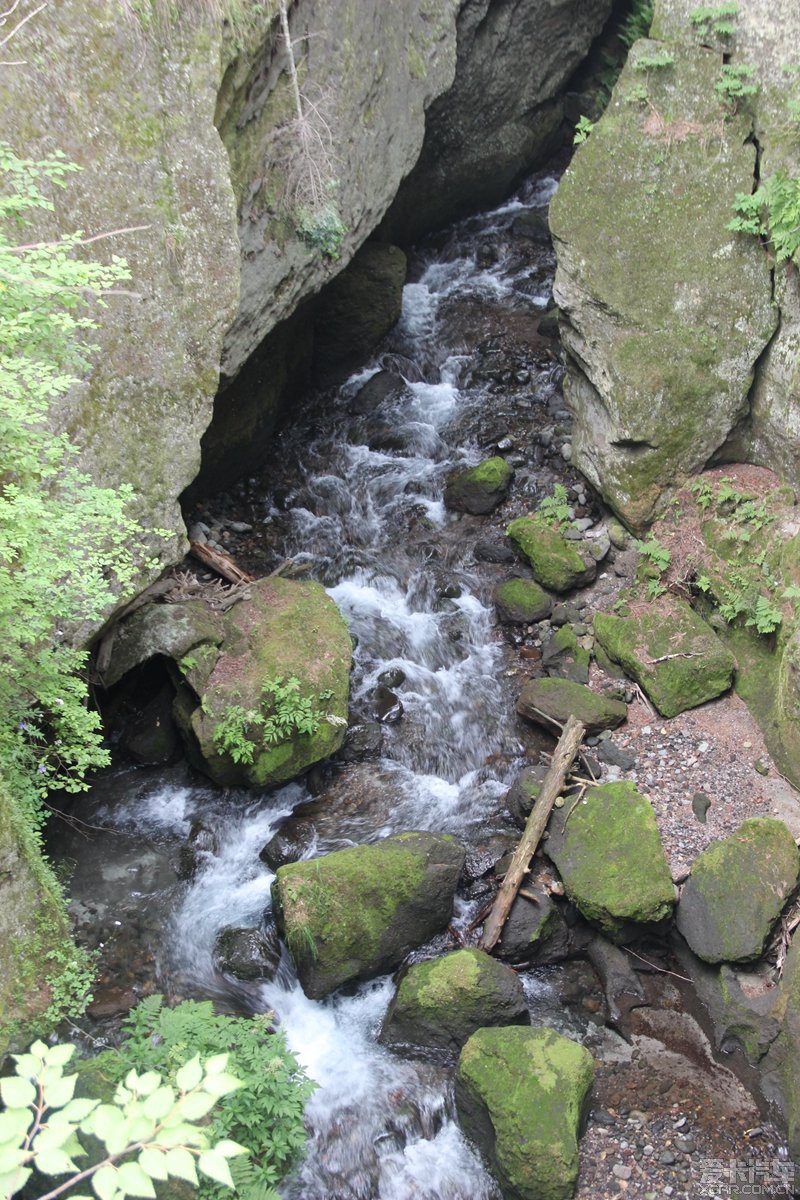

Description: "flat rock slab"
546 781 675 940
272 831 465 999
676 817 800 963
593 598 735 718
506 516 596 592
517 678 627 735
380 948 529 1053
445 456 514 514
455 1025 594 1200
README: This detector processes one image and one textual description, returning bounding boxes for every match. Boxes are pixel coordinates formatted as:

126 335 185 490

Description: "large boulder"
445 457 514 515
212 925 282 982
593 599 735 718
549 6 777 531
506 517 596 593
545 781 675 940
380 948 529 1053
271 831 466 999
675 818 800 964
101 601 224 689
313 242 407 383
179 578 352 788
517 678 627 735
455 1025 594 1200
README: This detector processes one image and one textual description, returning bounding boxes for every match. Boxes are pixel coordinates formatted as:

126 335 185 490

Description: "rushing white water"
83 168 571 1199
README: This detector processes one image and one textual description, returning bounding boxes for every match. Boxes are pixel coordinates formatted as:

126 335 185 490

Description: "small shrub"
689 3 738 38
573 115 594 145
295 203 346 260
633 49 675 70
637 535 671 574
729 172 800 265
536 484 574 529
714 63 759 111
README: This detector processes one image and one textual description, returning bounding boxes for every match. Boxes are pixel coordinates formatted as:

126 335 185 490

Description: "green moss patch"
444 456 514 515
594 598 734 717
494 578 552 624
676 818 800 963
506 517 595 592
380 948 529 1053
546 781 674 940
272 832 465 999
455 1026 594 1200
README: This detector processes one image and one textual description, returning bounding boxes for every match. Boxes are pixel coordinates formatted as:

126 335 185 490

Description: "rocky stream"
52 163 800 1200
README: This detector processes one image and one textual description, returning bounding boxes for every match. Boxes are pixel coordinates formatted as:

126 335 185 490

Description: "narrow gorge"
3 3 800 1200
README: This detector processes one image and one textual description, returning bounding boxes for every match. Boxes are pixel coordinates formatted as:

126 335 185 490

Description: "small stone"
691 792 711 824
613 1164 632 1180
561 442 572 461
659 1150 676 1165
674 1135 694 1153
754 758 770 776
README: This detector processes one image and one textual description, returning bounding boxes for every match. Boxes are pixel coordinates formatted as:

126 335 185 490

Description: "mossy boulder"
380 948 529 1053
593 599 734 718
272 831 466 999
212 925 281 982
542 624 590 685
506 517 596 592
455 1025 594 1200
445 457 514 515
497 892 573 965
676 818 800 964
550 27 776 531
545 781 674 940
494 579 552 625
506 765 547 829
517 678 627 735
103 601 224 689
185 578 352 788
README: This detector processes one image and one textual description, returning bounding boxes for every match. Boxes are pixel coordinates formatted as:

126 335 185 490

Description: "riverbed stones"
455 1025 594 1200
675 818 800 964
545 782 674 940
212 925 281 982
517 678 627 735
506 516 596 592
444 456 514 515
272 831 466 999
380 948 529 1053
494 579 552 625
497 891 574 964
542 624 590 685
183 578 352 789
506 765 547 829
593 599 735 718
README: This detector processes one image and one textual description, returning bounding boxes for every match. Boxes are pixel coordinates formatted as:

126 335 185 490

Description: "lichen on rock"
545 781 675 940
506 516 596 592
380 948 529 1053
455 1025 594 1200
593 598 734 717
272 831 465 999
494 579 552 625
676 818 800 963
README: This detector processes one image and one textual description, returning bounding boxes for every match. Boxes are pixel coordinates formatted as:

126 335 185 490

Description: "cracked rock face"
550 0 778 532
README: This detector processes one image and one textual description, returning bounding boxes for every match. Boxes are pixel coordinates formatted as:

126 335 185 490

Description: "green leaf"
42 1072 77 1110
0 1165 31 1198
201 1073 240 1098
203 1053 229 1076
92 1164 120 1200
0 1109 33 1146
198 1152 235 1189
165 1148 198 1185
0 1079 36 1109
142 1086 175 1122
116 1162 156 1199
134 1073 162 1099
138 1148 168 1182
174 1057 202 1093
213 1140 248 1159
44 1045 76 1068
175 1092 217 1121
32 1146 79 1176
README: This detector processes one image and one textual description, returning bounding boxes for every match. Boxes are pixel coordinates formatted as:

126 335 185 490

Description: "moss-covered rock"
380 948 529 1053
497 892 573 965
184 578 352 788
455 1025 594 1200
545 781 674 940
542 624 591 685
550 15 777 532
445 457 514 515
506 517 596 592
506 765 547 829
272 831 466 999
593 599 734 717
494 579 552 625
103 602 224 689
517 678 627 735
0 777 74 1050
676 818 800 964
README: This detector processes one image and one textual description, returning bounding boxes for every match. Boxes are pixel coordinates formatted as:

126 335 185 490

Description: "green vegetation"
91 996 315 1200
573 116 594 145
536 483 573 529
619 0 654 49
632 49 675 70
729 173 800 265
210 675 325 766
714 63 759 111
0 1038 244 1200
689 3 738 39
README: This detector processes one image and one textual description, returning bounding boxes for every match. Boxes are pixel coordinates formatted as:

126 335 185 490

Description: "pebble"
613 1164 632 1180
561 442 572 461
658 1150 676 1165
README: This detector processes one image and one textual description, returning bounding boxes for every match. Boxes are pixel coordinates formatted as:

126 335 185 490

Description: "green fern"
730 172 800 264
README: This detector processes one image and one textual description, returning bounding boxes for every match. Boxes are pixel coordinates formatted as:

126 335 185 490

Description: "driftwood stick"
189 540 253 585
479 714 586 952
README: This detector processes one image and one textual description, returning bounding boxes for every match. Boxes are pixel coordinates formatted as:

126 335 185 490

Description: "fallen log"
479 713 585 952
189 540 254 585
